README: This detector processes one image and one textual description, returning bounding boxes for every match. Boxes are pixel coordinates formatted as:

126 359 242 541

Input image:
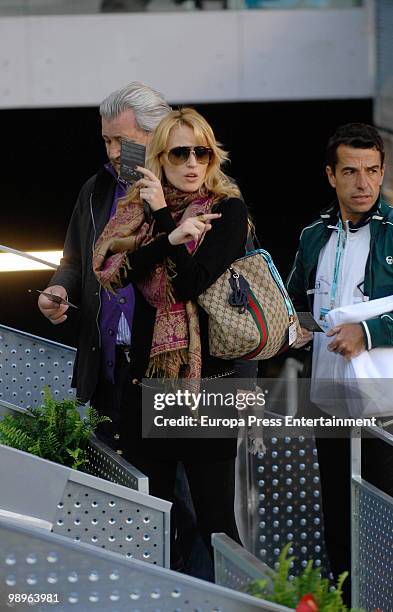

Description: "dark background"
0 98 372 348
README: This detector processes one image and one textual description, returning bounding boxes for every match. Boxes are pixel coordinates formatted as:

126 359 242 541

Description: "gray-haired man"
38 82 171 449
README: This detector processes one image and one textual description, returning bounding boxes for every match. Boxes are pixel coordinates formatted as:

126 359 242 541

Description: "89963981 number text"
7 593 60 605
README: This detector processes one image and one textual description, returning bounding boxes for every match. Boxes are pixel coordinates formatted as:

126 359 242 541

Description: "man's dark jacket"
287 197 393 349
50 168 155 403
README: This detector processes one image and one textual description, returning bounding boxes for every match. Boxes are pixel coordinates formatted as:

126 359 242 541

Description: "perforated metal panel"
215 553 258 593
213 533 274 594
248 433 330 577
376 0 393 92
0 324 76 408
84 438 148 493
0 519 283 612
375 1 393 201
0 442 170 568
351 427 393 610
0 325 149 493
357 482 393 611
52 478 167 566
352 479 393 612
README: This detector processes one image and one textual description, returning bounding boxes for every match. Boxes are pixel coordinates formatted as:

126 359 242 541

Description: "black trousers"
91 349 239 570
91 348 134 453
127 452 239 567
315 423 393 605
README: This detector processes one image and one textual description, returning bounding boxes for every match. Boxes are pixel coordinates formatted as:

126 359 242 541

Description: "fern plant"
0 387 110 470
247 543 365 611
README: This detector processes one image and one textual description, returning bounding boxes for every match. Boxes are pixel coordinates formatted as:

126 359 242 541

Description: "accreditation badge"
288 321 297 345
318 307 330 331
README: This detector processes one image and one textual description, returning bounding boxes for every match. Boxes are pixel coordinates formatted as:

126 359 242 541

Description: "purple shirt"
99 165 135 381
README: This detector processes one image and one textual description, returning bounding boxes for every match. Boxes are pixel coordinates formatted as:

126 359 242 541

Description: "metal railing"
0 324 76 409
235 360 330 577
0 323 330 578
213 532 292 611
0 0 363 17
351 425 393 611
0 437 171 567
0 517 284 611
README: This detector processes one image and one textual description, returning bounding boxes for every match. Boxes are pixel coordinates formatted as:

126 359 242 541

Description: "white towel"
326 295 393 331
325 296 393 417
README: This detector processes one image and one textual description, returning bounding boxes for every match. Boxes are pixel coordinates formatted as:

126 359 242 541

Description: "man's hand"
326 323 366 360
293 326 313 349
105 235 136 255
38 285 69 325
93 224 149 272
109 223 149 253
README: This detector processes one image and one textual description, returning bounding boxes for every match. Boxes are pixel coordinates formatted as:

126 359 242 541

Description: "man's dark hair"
326 123 385 174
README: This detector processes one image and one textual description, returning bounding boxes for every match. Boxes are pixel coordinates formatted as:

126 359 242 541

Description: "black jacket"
123 197 249 376
50 168 155 403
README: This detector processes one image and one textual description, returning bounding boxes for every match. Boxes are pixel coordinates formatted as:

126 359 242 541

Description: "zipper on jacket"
90 194 102 349
368 229 374 294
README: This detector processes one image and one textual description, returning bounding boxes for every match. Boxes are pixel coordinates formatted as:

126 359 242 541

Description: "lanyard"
330 219 346 310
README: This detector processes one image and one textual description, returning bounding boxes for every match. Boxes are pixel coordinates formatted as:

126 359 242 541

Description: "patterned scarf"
93 185 215 380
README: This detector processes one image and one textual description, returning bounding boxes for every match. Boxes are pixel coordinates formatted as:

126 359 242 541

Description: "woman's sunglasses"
166 146 213 166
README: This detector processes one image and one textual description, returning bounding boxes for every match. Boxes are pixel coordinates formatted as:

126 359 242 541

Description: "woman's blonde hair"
124 107 240 205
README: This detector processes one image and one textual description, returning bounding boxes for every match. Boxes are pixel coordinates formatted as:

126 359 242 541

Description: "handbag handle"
245 224 296 323
245 221 296 321
246 221 262 252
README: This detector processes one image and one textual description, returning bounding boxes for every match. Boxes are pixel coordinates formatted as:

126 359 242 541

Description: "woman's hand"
168 213 221 246
292 327 313 349
135 167 167 212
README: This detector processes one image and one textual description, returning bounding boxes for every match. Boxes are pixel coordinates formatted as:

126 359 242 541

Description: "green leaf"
247 546 365 612
0 387 109 470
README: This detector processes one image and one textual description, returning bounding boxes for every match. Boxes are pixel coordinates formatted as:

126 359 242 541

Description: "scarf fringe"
146 348 188 379
163 258 177 311
101 257 131 293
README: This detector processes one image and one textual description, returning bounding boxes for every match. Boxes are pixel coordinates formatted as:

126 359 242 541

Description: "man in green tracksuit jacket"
287 123 393 605
288 196 393 351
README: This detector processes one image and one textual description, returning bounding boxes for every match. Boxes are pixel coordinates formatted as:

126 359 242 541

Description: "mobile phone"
120 139 146 184
35 290 78 309
297 312 324 332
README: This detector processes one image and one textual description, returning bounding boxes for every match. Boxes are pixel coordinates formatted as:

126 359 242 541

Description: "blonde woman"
93 108 248 570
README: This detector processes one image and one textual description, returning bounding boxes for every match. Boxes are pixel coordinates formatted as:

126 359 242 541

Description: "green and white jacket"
287 197 393 350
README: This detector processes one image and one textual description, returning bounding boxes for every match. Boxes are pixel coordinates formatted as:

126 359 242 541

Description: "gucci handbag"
197 248 300 360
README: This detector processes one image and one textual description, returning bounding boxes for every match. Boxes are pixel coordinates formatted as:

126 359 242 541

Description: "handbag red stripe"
242 289 268 360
